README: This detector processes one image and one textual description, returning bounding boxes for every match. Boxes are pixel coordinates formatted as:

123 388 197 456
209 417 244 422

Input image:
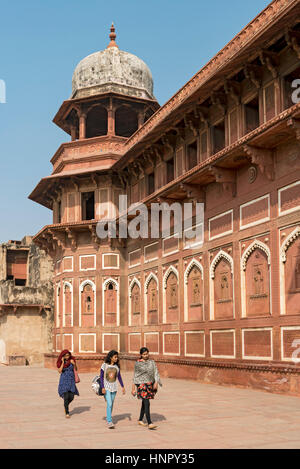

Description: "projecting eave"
113 0 300 171
28 165 114 209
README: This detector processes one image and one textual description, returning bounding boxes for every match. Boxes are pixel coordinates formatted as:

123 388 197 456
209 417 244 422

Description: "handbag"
74 368 80 383
91 364 105 396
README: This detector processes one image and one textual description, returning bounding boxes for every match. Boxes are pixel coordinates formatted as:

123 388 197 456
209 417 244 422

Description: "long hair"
105 350 120 369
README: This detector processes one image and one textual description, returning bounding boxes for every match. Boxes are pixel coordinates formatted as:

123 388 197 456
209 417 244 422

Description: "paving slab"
0 366 300 449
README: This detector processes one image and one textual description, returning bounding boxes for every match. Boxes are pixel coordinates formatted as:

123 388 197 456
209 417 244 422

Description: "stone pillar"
70 124 77 141
79 113 86 139
108 99 115 136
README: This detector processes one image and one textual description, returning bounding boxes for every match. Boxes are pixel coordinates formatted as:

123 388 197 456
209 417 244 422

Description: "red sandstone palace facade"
30 1 300 394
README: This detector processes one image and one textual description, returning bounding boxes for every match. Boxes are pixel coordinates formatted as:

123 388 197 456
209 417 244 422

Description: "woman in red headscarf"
57 350 79 418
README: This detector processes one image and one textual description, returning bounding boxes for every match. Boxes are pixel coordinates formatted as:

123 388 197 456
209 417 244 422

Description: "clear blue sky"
0 0 270 243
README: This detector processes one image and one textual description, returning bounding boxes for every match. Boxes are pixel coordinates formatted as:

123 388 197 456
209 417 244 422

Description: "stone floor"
0 365 300 449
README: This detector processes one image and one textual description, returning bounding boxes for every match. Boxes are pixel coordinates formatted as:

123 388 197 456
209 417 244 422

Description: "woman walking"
131 347 162 430
100 350 125 429
57 349 79 418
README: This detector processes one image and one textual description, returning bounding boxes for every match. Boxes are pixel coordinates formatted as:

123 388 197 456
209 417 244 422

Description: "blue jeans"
104 390 117 423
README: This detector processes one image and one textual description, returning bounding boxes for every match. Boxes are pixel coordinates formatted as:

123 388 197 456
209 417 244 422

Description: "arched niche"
184 259 204 322
86 105 108 138
209 251 234 320
79 280 96 327
129 278 141 326
115 105 138 137
163 266 179 324
102 278 119 326
241 241 271 318
144 273 159 325
63 281 73 327
280 227 300 315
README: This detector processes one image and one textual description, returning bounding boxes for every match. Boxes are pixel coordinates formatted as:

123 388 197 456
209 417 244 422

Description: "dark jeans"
139 398 152 425
63 391 74 414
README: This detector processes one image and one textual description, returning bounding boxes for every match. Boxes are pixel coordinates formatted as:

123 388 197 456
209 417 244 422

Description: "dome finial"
107 22 118 48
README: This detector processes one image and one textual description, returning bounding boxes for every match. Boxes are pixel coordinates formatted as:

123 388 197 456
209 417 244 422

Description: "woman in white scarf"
131 347 162 429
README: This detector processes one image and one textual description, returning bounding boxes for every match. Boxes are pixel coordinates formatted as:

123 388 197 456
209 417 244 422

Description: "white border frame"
278 181 300 217
281 326 300 362
63 256 73 272
79 333 96 353
102 333 120 353
102 253 120 270
144 272 159 326
183 223 204 249
129 249 141 268
210 329 236 359
128 333 142 353
184 331 205 358
242 327 273 360
162 234 180 257
163 265 179 324
79 254 96 271
144 332 160 355
163 331 180 356
209 250 235 321
240 240 272 318
209 210 233 241
128 277 142 326
279 225 300 315
144 242 159 263
102 278 120 326
63 281 73 327
63 333 74 352
184 259 204 322
79 279 96 327
240 194 270 230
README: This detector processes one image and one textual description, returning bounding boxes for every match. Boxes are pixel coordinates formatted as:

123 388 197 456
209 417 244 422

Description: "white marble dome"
72 27 155 100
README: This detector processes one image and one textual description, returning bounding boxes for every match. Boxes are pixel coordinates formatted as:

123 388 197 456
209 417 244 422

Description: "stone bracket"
66 228 77 251
285 30 300 60
243 64 262 89
287 118 300 141
243 145 274 181
179 183 206 203
208 166 236 197
259 50 279 79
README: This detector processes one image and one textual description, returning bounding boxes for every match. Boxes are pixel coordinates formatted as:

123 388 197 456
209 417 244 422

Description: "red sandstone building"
30 1 300 394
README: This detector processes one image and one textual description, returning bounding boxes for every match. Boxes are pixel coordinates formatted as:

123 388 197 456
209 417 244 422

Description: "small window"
200 131 208 161
245 95 260 134
212 121 225 154
58 201 62 223
108 283 114 290
187 141 198 170
166 158 175 184
147 172 155 195
82 192 95 221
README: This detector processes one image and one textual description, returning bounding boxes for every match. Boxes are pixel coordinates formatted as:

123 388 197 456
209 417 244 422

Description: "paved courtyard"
0 365 300 449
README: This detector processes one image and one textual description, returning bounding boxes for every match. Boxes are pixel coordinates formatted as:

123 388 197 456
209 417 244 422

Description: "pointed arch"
144 272 159 326
163 265 179 323
129 277 142 326
184 259 204 322
240 240 271 318
280 226 300 315
79 279 96 327
102 278 120 326
63 281 73 327
209 251 234 320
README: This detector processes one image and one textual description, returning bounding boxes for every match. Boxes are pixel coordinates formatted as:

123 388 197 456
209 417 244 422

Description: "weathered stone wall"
0 237 54 365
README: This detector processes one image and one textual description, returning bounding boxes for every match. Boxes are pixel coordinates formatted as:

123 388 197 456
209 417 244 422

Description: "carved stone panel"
166 273 179 323
64 284 72 327
147 278 158 325
245 249 270 317
131 283 141 326
187 267 203 321
81 284 94 327
285 238 300 315
214 260 234 320
105 283 117 325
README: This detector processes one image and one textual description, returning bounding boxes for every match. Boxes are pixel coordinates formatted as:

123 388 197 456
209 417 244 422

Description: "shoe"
138 420 147 427
108 422 115 429
65 414 70 419
148 423 157 429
